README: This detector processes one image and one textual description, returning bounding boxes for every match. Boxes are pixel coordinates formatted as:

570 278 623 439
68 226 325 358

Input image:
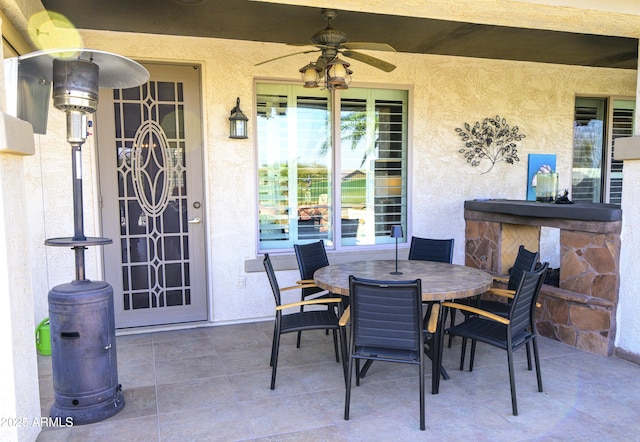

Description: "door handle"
188 216 202 224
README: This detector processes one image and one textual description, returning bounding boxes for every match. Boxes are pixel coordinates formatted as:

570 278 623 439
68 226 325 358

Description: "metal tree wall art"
455 115 525 174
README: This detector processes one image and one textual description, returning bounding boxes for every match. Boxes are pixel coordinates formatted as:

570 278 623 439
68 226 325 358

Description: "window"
572 97 635 204
256 83 408 252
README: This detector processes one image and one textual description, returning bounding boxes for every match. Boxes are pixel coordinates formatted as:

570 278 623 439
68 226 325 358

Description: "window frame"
253 79 413 255
573 95 636 204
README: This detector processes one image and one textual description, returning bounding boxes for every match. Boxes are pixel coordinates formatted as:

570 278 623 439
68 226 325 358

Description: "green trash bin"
36 318 51 356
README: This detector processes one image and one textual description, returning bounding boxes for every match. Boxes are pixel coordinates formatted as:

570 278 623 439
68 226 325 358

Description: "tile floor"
36 321 640 441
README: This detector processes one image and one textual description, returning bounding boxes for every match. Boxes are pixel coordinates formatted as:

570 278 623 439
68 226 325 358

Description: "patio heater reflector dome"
52 58 99 113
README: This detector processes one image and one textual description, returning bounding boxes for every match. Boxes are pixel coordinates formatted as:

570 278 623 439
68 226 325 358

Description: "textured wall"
616 50 640 357
20 29 636 327
618 160 640 355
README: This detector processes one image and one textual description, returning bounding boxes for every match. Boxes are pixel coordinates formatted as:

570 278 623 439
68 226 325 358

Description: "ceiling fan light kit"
299 62 322 88
259 9 396 92
325 57 352 89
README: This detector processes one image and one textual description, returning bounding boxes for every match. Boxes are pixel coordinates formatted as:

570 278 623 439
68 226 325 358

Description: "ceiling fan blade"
342 50 396 72
255 49 319 67
341 42 396 52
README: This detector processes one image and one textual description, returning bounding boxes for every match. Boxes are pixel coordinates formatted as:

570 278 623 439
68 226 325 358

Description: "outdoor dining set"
263 234 548 431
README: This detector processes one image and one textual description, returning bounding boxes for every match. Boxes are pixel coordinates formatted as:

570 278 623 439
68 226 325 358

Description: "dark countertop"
464 199 621 222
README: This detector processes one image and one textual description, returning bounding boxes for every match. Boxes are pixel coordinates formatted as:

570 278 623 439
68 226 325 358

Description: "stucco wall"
616 65 640 358
618 160 640 356
23 29 636 327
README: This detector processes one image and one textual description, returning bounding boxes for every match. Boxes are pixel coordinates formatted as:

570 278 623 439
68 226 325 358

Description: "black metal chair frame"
442 263 548 415
294 240 337 347
448 245 539 347
263 254 346 390
343 276 427 430
477 245 540 315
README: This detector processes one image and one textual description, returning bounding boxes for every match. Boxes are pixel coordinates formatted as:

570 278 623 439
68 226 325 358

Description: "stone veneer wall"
465 217 621 356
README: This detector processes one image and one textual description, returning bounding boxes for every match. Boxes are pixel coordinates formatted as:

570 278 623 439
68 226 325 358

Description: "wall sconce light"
229 97 248 139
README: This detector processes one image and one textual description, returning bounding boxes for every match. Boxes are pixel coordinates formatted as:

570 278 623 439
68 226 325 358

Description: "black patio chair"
442 262 548 415
408 236 454 263
294 240 339 347
343 276 427 430
448 245 539 348
406 236 457 353
263 254 345 390
477 245 540 317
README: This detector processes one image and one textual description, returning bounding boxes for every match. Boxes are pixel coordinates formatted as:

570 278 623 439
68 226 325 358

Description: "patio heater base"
48 279 124 425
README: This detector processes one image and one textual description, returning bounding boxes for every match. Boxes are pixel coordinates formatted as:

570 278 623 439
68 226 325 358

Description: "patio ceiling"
39 0 638 70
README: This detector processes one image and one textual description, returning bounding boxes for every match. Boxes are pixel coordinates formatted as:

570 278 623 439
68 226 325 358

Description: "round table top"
314 260 493 302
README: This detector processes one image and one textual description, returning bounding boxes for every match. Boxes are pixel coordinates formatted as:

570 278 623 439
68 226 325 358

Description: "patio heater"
12 49 148 424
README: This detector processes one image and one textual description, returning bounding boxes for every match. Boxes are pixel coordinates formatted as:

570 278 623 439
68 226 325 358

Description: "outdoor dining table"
313 259 493 394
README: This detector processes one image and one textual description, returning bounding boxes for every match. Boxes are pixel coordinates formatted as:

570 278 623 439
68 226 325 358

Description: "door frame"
95 62 209 328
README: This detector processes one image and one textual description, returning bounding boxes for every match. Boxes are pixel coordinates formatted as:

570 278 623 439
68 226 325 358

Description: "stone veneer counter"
464 199 621 356
464 199 621 222
464 200 622 236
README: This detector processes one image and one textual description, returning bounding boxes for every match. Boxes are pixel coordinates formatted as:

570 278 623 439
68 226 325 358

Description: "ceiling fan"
256 9 396 88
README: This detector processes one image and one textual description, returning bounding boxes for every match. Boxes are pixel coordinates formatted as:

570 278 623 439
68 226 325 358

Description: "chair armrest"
492 275 509 284
426 304 440 334
441 302 510 325
486 287 515 299
338 305 351 326
484 288 541 308
280 283 320 292
295 279 315 285
276 297 342 311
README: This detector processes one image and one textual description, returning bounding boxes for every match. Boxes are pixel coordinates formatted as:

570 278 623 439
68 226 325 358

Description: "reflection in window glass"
573 98 605 202
256 83 408 252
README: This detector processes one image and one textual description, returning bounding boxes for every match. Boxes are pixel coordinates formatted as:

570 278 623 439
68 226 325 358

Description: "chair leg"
437 306 449 383
459 337 467 371
429 306 449 395
507 344 518 415
532 337 544 392
447 308 456 347
332 329 339 362
430 339 439 395
270 331 281 390
419 362 425 431
270 323 278 367
359 359 374 378
469 340 477 371
344 354 353 421
339 325 348 383
525 341 533 370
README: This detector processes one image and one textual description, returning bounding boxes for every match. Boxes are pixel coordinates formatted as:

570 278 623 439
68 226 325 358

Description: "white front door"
97 63 207 328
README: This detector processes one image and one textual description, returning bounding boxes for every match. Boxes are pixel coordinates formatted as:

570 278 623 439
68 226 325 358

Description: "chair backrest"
408 237 454 263
294 240 330 280
507 245 540 291
263 254 282 307
508 262 549 333
349 276 423 352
